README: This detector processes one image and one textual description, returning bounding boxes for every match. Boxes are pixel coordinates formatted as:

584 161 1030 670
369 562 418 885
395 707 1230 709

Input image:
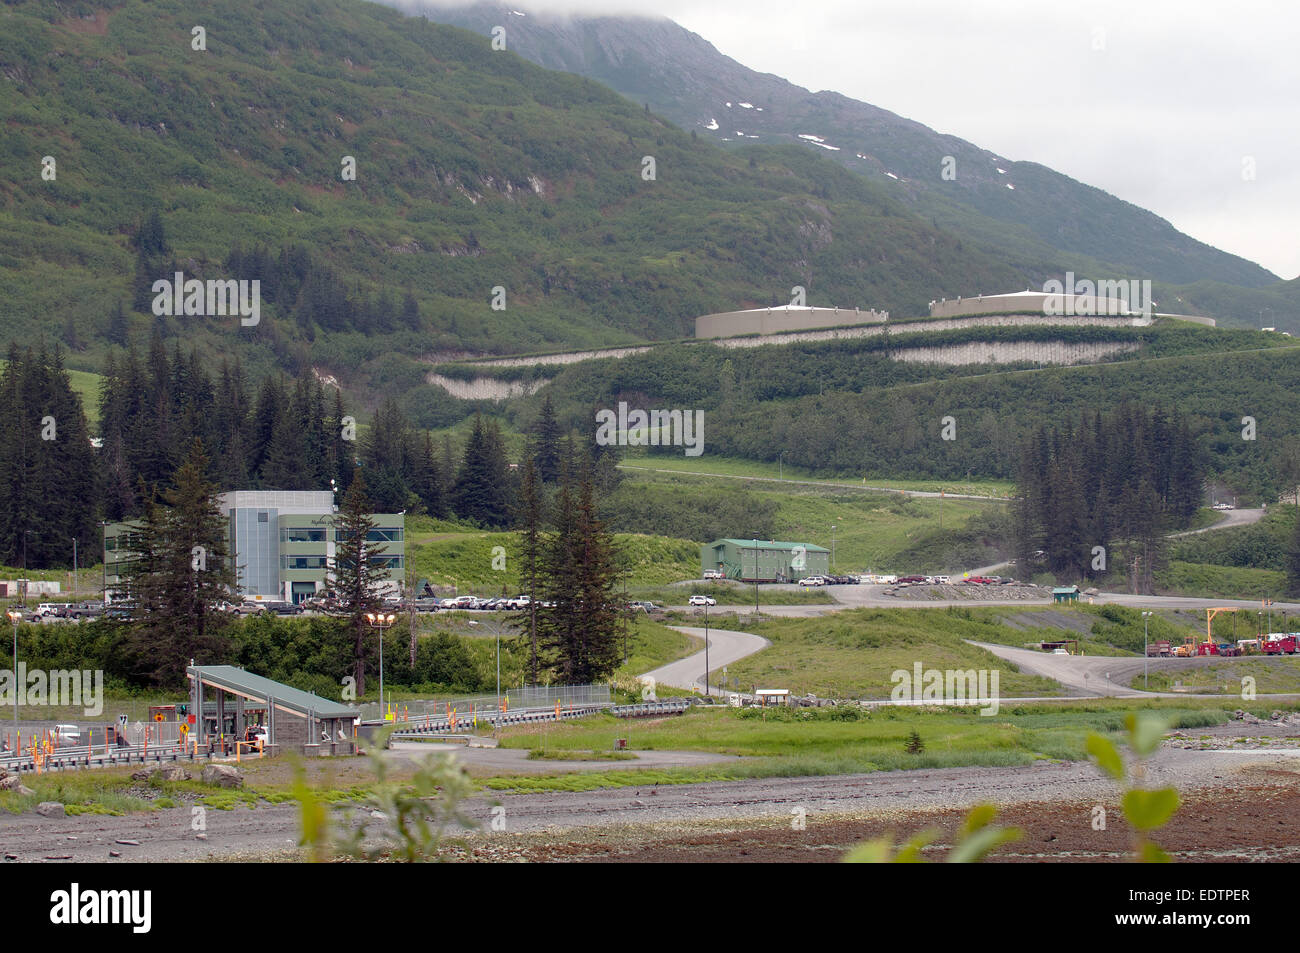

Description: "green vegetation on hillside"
0 0 1037 410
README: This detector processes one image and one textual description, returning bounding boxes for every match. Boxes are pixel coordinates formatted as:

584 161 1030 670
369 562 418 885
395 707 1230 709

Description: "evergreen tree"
121 441 236 688
106 300 130 347
327 469 387 697
532 395 562 483
363 396 412 511
453 414 510 527
536 446 623 683
411 431 445 518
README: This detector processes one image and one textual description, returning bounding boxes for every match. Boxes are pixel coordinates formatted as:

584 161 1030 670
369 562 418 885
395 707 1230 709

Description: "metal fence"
358 683 611 723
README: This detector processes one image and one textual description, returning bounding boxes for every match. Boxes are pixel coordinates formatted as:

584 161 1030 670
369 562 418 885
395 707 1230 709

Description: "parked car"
265 601 304 616
243 725 268 748
53 724 82 746
702 569 725 580
688 594 717 606
66 601 105 620
37 603 74 618
103 602 137 620
798 576 825 587
933 575 951 585
897 576 927 585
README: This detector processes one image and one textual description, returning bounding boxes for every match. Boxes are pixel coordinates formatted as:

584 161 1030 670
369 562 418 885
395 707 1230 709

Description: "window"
282 556 328 570
367 528 404 543
281 527 327 543
257 511 269 523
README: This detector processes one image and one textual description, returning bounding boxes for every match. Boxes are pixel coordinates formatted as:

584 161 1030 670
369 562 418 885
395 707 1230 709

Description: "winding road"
640 625 770 695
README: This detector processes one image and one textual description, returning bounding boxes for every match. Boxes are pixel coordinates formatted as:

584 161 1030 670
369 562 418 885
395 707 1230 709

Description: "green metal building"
701 539 829 583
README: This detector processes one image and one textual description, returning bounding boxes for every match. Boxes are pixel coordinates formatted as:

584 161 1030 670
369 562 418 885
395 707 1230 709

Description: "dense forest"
1011 406 1204 591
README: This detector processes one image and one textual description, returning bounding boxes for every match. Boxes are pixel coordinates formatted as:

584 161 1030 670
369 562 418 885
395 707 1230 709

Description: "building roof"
220 490 335 514
707 539 830 553
187 665 360 720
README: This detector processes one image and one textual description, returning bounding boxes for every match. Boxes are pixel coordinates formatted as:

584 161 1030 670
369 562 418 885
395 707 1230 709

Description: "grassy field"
404 517 699 590
618 453 1015 498
479 699 1258 792
1156 561 1287 600
718 608 1062 699
710 604 1216 698
619 465 1006 574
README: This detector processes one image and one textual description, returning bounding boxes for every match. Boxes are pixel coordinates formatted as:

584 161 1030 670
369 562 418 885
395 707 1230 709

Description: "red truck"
1261 634 1299 655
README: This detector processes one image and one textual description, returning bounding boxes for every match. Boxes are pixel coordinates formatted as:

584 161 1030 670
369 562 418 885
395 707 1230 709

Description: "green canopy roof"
187 665 360 720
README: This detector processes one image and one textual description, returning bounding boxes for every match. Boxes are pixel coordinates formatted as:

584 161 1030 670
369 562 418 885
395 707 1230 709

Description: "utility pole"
704 600 710 698
1142 611 1152 689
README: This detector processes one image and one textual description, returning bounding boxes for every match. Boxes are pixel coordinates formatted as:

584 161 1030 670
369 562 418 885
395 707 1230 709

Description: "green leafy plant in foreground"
1086 712 1181 862
297 729 477 862
842 804 1022 863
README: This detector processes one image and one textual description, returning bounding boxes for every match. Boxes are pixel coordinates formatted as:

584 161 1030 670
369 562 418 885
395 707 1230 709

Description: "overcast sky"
419 0 1298 280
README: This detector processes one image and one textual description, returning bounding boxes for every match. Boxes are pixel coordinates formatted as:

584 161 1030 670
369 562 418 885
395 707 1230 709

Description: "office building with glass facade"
104 489 405 603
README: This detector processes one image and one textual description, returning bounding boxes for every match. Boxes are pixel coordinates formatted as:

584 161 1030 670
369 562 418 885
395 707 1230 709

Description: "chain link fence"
358 683 611 722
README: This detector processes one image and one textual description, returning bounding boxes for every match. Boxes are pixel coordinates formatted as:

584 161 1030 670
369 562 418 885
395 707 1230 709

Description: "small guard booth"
187 664 361 757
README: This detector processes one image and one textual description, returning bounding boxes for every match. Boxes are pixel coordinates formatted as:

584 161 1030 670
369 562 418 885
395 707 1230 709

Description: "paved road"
973 640 1300 699
640 626 770 695
1168 507 1265 538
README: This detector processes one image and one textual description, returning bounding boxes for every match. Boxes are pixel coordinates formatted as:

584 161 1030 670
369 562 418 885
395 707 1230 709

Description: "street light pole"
365 612 396 717
7 610 19 739
752 538 760 614
100 521 108 604
469 620 502 713
704 601 710 698
831 525 837 570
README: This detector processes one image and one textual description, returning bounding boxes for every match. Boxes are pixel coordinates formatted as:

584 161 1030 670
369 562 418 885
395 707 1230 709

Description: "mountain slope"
0 0 1067 412
418 3 1278 292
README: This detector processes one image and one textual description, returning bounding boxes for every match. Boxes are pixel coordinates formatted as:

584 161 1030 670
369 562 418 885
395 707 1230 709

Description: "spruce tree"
533 395 562 483
121 441 236 688
453 414 510 527
328 469 387 696
536 446 623 683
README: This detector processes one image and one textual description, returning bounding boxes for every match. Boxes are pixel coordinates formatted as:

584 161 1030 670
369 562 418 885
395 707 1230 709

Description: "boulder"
132 764 192 782
35 802 65 817
0 774 26 791
201 764 243 789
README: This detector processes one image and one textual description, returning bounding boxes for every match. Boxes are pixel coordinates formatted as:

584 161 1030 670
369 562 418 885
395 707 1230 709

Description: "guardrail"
0 740 212 774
